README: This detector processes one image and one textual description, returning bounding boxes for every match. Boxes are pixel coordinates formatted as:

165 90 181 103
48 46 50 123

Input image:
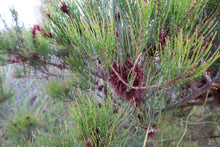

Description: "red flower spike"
32 24 53 40
42 30 53 38
115 12 121 23
32 24 41 39
60 1 69 15
46 13 52 19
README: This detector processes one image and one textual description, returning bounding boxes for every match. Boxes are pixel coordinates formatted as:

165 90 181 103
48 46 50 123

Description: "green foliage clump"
6 110 43 144
0 76 13 104
0 67 14 104
69 91 133 146
46 78 73 101
27 127 76 147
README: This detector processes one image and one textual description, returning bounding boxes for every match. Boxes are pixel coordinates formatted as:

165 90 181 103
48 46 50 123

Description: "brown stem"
39 60 69 70
157 135 220 144
161 68 220 112
181 100 220 107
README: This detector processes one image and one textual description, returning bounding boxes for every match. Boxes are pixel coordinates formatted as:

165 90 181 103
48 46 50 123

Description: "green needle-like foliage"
27 127 76 147
6 110 44 144
38 0 219 90
69 91 133 146
0 0 219 146
46 78 74 101
0 67 14 104
0 76 13 103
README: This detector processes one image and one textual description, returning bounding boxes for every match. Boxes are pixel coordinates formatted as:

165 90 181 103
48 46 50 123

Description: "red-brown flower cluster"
60 1 69 15
46 13 52 19
7 53 26 64
31 24 52 40
29 53 39 60
32 24 41 39
109 58 144 102
7 52 40 64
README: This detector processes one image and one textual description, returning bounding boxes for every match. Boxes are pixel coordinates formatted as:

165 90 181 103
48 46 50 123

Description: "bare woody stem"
181 100 220 107
161 67 220 112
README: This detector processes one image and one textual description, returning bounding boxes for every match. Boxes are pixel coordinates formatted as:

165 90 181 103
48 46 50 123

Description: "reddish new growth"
31 24 52 40
7 53 26 64
46 13 52 19
32 24 41 39
42 31 53 38
60 1 69 15
109 58 144 102
159 28 167 46
29 53 39 60
115 12 121 23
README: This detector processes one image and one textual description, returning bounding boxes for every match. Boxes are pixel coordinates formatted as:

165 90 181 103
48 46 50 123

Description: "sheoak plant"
0 0 220 146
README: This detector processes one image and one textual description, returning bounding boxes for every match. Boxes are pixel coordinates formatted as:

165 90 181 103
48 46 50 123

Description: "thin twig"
182 100 220 107
157 135 220 144
181 121 219 125
177 92 208 146
111 65 185 90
